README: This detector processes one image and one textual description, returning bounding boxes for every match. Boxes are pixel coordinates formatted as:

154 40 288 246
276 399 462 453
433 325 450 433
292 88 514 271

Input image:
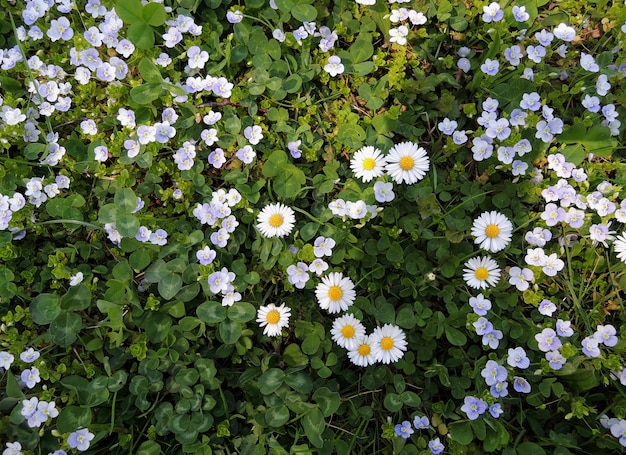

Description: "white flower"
614 233 626 264
463 256 501 289
69 272 84 286
385 141 430 184
324 56 344 77
315 272 356 313
350 146 387 182
370 324 407 364
471 211 513 253
256 303 291 336
331 314 366 350
389 25 408 45
256 203 295 238
347 335 376 366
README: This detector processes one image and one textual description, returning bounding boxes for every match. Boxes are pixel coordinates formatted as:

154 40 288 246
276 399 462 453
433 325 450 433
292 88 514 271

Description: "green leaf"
383 393 403 412
517 442 547 455
283 74 302 93
30 293 61 325
144 312 172 343
138 58 163 83
6 373 25 399
291 3 317 21
445 325 467 346
197 301 227 323
450 421 474 445
116 212 140 238
262 150 289 178
300 222 319 241
145 259 168 282
60 285 91 311
130 82 162 104
114 0 144 23
302 407 325 448
175 368 200 387
350 36 374 63
313 387 340 417
337 123 366 149
50 312 83 346
158 273 183 300
258 368 285 395
227 302 257 323
56 405 93 433
128 21 155 49
142 2 167 26
114 188 137 213
266 405 290 427
137 441 162 455
219 320 242 344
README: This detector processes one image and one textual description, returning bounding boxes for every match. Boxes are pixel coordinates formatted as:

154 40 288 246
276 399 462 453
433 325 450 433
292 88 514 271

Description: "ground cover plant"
1 0 626 453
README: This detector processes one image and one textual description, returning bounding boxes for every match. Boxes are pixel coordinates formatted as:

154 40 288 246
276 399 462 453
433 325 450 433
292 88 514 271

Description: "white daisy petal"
463 256 501 289
256 303 291 336
614 233 626 264
471 211 513 252
385 141 430 184
331 314 366 350
256 203 296 238
370 324 407 364
350 146 387 182
347 335 376 367
315 272 356 314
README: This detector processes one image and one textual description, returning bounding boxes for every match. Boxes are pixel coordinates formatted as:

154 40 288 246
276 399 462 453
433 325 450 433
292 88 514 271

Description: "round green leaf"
50 312 83 347
158 273 183 300
291 3 317 21
116 212 140 237
128 21 155 49
142 2 167 26
197 301 227 323
114 188 138 212
56 405 93 433
227 302 256 323
130 82 162 105
258 368 285 395
266 405 290 427
219 320 242 344
313 387 340 417
60 285 91 311
383 392 403 412
30 293 61 325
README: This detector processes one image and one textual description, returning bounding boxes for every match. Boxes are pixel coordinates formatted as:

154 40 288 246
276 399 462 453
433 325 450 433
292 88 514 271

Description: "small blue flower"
429 437 445 454
413 415 429 430
394 420 414 439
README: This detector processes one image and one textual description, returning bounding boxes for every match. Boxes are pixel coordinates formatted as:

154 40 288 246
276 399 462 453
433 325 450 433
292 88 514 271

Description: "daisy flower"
613 233 626 263
385 141 430 184
350 146 387 182
347 335 376 367
331 314 366 350
256 203 295 238
471 211 513 253
315 272 356 313
370 324 408 364
256 303 291 337
463 256 501 290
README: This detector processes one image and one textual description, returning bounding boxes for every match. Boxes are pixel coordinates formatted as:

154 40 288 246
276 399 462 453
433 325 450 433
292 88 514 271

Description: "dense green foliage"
1 0 626 453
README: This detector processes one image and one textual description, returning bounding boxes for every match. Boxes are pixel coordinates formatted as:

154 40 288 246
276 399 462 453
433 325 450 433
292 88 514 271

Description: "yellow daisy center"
474 267 489 281
266 309 281 324
381 336 394 351
358 344 371 356
362 157 376 170
341 325 355 338
328 285 343 301
268 213 284 227
399 156 414 171
485 224 500 238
